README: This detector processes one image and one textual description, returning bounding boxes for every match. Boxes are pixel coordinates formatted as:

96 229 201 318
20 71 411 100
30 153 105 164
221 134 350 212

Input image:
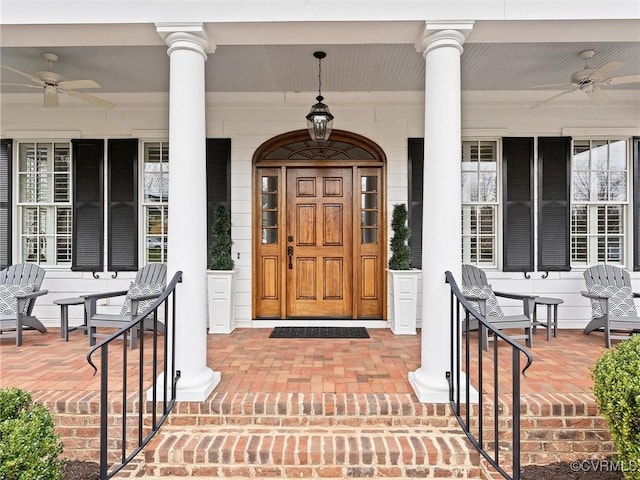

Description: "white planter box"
388 269 421 335
207 269 238 334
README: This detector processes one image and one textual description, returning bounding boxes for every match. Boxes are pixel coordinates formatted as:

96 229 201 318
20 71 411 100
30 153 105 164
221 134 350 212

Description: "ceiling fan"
1 52 115 109
531 49 640 108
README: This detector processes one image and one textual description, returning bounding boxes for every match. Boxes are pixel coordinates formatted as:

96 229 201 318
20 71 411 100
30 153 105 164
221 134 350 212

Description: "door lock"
287 246 293 269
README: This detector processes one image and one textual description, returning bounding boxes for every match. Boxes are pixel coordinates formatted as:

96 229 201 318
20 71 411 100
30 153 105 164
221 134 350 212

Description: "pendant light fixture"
306 51 334 142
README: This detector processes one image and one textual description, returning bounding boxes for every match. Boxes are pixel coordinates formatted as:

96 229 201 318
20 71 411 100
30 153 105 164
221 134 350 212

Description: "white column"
409 23 473 403
156 23 220 401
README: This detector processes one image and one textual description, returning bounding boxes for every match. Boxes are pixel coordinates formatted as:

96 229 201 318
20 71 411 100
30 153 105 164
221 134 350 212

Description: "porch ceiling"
0 21 639 99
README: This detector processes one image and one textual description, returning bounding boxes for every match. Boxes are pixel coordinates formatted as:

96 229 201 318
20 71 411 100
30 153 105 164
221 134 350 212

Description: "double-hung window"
17 142 72 265
142 142 169 263
410 136 639 273
571 139 628 266
9 138 230 270
461 140 499 267
408 138 500 269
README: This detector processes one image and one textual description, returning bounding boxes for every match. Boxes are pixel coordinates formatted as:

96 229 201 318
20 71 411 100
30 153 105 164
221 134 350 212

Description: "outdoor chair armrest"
13 289 49 301
128 291 163 302
493 291 537 301
82 290 129 301
493 291 536 319
15 289 49 313
461 294 486 302
83 290 129 319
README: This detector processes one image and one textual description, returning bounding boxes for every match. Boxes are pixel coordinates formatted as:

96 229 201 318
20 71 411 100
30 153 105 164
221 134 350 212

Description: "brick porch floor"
0 326 617 478
0 326 608 396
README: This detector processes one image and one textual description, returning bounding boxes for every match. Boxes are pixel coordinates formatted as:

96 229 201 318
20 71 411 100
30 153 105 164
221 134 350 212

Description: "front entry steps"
143 392 481 478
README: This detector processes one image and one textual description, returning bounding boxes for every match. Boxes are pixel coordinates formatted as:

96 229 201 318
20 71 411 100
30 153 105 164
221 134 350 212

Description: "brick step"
41 390 615 479
164 392 459 428
139 393 480 478
144 425 481 478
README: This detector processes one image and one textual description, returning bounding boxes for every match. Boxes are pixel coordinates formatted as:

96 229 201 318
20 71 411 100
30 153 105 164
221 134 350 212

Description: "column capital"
417 21 474 57
156 23 215 59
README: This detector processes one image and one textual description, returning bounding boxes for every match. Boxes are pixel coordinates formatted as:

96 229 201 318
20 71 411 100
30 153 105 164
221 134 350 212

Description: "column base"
409 367 479 404
148 367 220 402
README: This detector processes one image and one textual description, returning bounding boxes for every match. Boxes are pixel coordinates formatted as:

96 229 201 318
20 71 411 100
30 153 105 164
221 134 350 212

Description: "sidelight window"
261 176 279 244
360 176 378 244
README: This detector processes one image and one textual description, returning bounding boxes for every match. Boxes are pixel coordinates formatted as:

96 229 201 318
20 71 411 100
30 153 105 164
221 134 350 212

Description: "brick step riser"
144 428 481 478
163 414 460 429
147 464 479 478
166 392 451 417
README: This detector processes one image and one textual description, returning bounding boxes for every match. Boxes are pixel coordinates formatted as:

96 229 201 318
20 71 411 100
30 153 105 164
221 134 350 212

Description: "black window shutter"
502 137 534 272
538 137 571 272
72 139 104 271
0 139 12 269
408 138 423 269
206 139 231 265
633 137 640 271
108 139 138 272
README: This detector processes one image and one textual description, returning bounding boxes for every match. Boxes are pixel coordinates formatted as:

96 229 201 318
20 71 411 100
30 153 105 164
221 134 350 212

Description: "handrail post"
513 352 521 480
100 344 108 479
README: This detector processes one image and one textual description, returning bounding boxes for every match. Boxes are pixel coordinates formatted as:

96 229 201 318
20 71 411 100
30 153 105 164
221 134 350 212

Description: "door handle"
287 246 293 269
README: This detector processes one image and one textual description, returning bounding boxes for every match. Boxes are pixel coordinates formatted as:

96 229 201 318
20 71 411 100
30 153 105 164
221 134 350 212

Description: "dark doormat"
269 326 369 339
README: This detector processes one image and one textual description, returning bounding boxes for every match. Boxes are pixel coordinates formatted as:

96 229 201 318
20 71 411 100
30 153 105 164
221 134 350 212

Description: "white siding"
2 89 639 329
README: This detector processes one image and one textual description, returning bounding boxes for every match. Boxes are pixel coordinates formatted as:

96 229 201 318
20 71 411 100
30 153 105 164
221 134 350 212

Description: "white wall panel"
4 89 639 331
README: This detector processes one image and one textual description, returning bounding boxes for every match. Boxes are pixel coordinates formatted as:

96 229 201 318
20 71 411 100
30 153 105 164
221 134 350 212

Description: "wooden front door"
253 129 386 321
286 167 353 317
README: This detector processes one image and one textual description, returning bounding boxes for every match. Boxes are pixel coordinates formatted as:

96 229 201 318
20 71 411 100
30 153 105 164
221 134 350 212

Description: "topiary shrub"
209 203 235 270
0 387 65 480
388 203 412 270
592 334 640 480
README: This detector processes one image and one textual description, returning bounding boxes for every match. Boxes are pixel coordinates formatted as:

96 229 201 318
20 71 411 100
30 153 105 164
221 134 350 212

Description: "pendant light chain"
317 54 322 100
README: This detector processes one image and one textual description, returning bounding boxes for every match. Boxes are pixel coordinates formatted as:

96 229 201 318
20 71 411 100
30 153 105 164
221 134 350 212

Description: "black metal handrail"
86 270 183 480
445 271 533 480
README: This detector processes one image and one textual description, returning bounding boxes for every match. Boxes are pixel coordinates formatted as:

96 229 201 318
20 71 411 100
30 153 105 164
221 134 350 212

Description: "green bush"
209 203 235 270
0 387 64 480
592 335 640 480
0 387 32 421
388 203 412 270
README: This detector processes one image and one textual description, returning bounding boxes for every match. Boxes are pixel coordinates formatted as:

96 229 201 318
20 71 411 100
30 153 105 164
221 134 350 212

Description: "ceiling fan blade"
62 89 115 109
606 73 640 86
43 85 59 108
58 79 101 90
1 64 45 85
0 82 42 89
589 61 624 81
585 88 610 105
530 82 574 89
530 89 576 109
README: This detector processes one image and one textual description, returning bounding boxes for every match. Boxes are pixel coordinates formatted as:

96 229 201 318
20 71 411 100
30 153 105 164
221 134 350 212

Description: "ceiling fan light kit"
0 52 115 109
531 49 639 108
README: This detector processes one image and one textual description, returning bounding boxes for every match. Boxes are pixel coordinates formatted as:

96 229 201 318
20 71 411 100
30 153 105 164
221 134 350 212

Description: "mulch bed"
521 459 624 479
63 460 100 480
